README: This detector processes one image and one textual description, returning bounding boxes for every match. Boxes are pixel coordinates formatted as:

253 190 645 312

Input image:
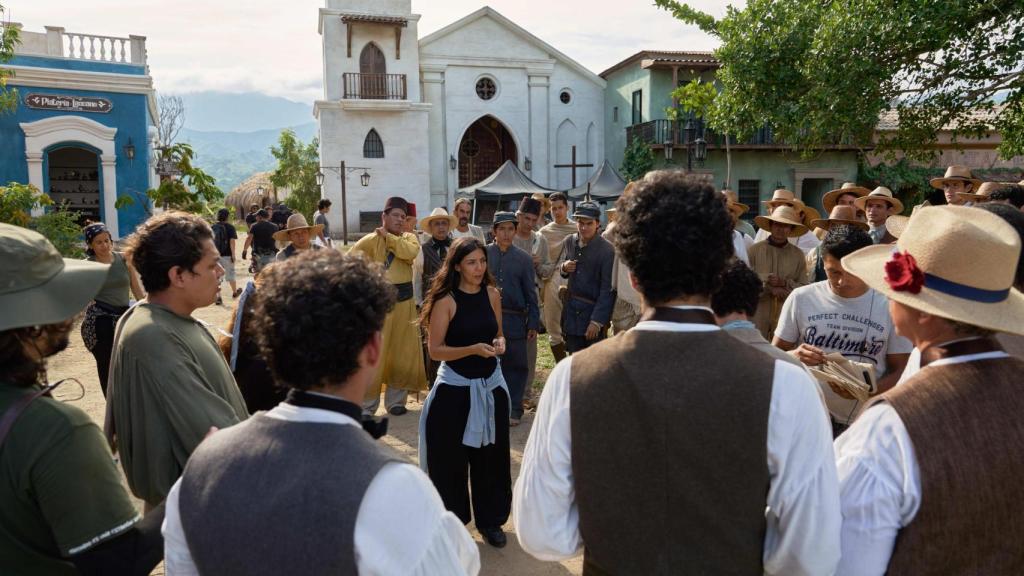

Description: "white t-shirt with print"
775 281 913 424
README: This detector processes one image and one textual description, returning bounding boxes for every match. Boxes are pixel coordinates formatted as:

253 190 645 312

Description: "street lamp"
663 139 674 162
449 155 457 170
318 161 371 245
524 156 532 171
256 185 265 207
123 137 136 166
681 116 707 172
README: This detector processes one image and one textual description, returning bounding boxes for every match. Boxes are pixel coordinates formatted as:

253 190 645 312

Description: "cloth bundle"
809 353 877 402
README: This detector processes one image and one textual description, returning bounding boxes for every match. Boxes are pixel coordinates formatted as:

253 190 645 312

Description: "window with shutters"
738 180 760 220
363 129 384 158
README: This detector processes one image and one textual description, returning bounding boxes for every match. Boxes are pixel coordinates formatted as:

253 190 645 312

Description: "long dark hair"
419 237 494 332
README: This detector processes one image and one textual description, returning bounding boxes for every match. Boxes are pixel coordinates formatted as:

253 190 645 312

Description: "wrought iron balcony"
626 118 780 149
342 73 407 100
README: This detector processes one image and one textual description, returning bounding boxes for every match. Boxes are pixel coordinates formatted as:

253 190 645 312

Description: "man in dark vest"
554 200 615 353
514 171 840 575
161 250 480 575
836 205 1024 575
416 207 458 385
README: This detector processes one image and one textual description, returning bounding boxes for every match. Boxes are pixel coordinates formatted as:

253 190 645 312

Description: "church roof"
457 160 560 199
567 160 628 201
341 14 408 27
419 6 606 88
600 50 719 78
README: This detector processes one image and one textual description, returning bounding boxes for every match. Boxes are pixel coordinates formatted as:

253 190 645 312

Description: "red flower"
885 251 925 293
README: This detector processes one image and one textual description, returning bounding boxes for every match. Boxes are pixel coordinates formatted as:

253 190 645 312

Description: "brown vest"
569 327 774 576
421 240 445 293
881 356 1024 575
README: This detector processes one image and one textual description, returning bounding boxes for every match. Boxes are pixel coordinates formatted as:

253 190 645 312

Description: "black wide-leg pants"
425 383 511 529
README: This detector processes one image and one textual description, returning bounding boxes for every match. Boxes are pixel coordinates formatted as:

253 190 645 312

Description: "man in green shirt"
0 223 164 575
105 211 249 508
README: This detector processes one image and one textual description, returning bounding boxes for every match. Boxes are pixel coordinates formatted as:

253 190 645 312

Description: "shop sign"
24 93 113 114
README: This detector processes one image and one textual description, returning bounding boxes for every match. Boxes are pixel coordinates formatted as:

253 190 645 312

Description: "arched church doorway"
47 145 102 224
458 116 517 189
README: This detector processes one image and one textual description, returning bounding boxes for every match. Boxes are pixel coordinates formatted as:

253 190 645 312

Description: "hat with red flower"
841 205 1024 335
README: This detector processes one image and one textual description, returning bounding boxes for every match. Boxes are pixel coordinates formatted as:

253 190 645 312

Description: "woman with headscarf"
80 222 145 395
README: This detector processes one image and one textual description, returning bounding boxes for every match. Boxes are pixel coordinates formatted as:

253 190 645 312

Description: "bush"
31 203 84 258
0 181 51 226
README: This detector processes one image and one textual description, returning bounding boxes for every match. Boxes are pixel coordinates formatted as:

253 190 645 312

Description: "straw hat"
763 188 805 210
929 165 982 190
800 205 823 229
721 189 749 217
273 213 324 242
420 207 458 231
0 223 111 331
811 205 869 232
842 205 1024 335
822 182 871 213
959 181 1010 203
754 205 808 237
855 186 904 214
531 193 552 215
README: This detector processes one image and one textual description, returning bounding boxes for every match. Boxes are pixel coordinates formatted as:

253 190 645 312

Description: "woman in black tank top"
419 237 512 548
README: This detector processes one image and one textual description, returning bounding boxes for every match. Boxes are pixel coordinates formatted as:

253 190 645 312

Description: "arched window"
363 129 384 158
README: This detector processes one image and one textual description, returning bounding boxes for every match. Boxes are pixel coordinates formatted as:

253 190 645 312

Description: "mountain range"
173 92 318 193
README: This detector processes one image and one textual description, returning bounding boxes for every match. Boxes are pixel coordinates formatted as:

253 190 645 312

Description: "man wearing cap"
487 212 540 424
855 186 903 245
351 196 427 416
414 207 458 383
748 204 808 338
539 192 577 361
274 213 324 261
555 200 615 353
806 206 869 283
0 224 166 575
162 250 481 576
835 205 1024 575
929 164 982 206
106 212 249 509
515 172 840 575
514 197 553 394
452 198 486 242
773 227 912 436
754 189 821 253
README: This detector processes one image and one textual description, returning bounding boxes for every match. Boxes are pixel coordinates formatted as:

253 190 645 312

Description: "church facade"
315 1 605 235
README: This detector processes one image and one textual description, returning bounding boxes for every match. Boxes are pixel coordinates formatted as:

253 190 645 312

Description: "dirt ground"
45 243 582 576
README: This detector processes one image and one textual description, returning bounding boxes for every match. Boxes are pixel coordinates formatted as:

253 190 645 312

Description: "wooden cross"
553 145 594 188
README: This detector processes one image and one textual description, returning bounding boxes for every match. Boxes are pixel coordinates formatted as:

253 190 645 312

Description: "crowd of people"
2 164 1024 575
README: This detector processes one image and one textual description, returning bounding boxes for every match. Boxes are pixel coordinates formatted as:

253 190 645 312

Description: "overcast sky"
7 0 732 103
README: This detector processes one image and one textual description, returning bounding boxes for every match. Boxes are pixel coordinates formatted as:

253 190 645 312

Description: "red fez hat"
384 196 410 214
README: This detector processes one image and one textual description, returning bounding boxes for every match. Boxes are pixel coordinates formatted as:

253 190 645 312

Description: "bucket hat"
0 223 110 331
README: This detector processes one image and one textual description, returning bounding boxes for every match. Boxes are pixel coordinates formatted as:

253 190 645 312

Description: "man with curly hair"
162 250 480 575
514 171 840 576
105 212 249 509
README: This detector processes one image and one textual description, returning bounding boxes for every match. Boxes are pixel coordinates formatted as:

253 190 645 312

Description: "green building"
601 51 863 220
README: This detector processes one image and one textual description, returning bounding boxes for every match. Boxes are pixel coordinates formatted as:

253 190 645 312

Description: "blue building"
1 24 158 238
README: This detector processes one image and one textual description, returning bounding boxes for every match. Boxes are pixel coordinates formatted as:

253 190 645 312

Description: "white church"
315 0 605 235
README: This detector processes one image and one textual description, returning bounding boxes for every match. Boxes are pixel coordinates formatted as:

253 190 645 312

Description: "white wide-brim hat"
420 207 458 231
842 205 1024 335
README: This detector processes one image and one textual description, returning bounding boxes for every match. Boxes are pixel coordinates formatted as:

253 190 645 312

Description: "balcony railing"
342 73 407 100
626 118 778 148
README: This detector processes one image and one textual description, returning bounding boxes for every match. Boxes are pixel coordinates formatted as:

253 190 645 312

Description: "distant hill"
178 91 314 133
180 122 318 194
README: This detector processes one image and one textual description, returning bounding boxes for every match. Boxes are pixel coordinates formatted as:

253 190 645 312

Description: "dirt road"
45 248 582 575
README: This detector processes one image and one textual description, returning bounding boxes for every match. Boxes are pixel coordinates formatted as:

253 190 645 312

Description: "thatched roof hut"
225 172 289 218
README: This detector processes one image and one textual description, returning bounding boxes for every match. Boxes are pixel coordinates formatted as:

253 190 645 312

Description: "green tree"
270 129 320 219
117 143 223 214
621 136 655 182
0 182 51 226
0 182 83 257
0 3 20 115
654 0 1024 160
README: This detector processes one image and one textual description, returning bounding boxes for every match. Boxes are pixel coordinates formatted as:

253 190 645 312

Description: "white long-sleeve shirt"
513 315 842 576
162 402 480 576
834 351 1010 576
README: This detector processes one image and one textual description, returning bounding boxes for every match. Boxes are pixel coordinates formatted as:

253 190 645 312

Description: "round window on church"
560 90 572 104
476 77 497 100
